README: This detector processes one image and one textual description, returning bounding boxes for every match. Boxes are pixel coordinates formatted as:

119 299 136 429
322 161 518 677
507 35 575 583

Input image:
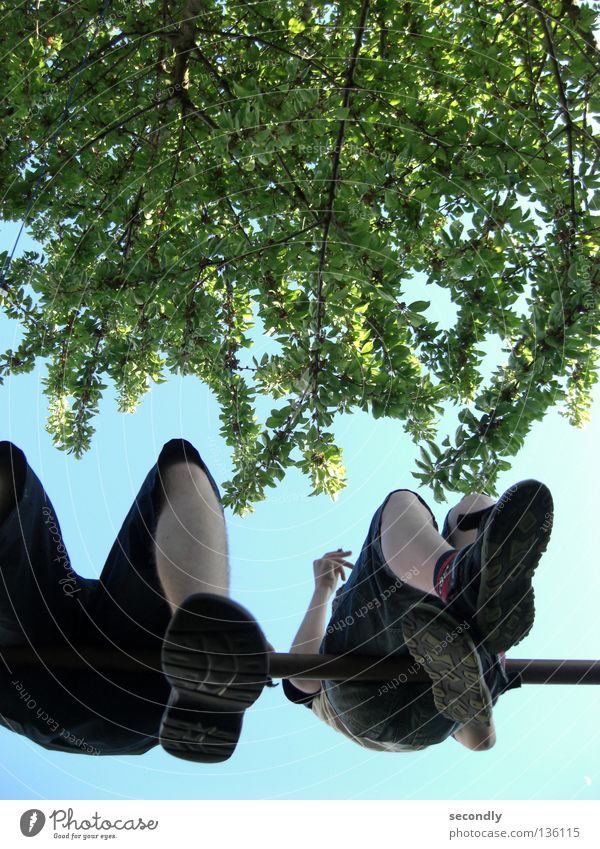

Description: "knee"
446 492 493 528
159 459 209 493
461 736 496 752
473 734 496 751
385 489 425 509
453 723 497 751
384 489 436 530
383 490 434 525
450 492 489 513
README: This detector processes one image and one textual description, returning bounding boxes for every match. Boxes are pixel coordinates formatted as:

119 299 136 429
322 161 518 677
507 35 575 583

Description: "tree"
0 0 598 515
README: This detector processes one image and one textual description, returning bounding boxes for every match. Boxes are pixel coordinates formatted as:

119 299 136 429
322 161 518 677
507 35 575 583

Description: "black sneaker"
402 601 493 726
438 480 554 653
159 594 269 763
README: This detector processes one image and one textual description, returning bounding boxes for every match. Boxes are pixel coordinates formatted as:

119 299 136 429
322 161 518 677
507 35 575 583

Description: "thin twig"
189 222 321 290
192 27 339 86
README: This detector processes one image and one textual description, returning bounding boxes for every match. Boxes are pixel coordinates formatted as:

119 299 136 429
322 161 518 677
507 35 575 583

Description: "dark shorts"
0 438 223 756
320 490 507 749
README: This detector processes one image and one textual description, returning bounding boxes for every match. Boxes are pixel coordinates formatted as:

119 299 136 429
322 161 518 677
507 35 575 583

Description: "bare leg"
445 492 498 750
381 490 498 747
444 493 496 550
154 460 229 613
155 459 269 764
453 717 496 751
380 490 452 594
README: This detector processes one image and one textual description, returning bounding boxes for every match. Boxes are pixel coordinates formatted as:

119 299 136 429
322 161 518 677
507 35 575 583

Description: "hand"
313 549 353 595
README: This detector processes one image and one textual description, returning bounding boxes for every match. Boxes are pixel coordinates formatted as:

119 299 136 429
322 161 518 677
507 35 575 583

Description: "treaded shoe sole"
477 480 553 653
159 593 269 763
402 602 493 726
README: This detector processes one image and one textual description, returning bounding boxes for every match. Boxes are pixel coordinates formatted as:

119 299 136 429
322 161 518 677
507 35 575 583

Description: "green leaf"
1 0 596 515
288 17 306 34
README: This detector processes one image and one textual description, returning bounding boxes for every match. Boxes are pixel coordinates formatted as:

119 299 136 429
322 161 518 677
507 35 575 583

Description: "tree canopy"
1 0 599 514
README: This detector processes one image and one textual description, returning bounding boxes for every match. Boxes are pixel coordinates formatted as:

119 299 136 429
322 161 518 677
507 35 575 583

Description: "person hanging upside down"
282 482 554 751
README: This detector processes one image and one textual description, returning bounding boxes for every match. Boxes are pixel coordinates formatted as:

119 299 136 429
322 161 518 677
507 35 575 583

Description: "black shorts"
0 438 223 756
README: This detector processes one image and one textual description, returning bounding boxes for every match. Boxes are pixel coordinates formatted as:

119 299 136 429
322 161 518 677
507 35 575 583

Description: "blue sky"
0 218 599 800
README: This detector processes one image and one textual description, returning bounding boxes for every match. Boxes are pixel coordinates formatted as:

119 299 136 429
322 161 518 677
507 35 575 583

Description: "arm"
288 549 353 695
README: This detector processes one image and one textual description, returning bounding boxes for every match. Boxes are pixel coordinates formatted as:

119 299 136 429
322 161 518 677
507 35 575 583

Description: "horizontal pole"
502 659 600 685
269 652 430 682
271 654 600 685
1 646 600 684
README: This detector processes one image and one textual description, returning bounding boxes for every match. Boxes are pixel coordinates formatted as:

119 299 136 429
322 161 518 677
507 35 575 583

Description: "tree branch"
528 0 577 218
153 112 187 245
311 0 371 425
192 26 339 86
189 221 321 289
171 0 204 100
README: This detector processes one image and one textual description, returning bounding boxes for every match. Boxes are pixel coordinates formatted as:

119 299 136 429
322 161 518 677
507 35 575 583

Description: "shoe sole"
476 480 553 653
159 594 268 763
402 603 492 726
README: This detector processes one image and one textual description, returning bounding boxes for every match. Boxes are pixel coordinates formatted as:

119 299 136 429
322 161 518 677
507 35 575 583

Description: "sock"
433 549 459 602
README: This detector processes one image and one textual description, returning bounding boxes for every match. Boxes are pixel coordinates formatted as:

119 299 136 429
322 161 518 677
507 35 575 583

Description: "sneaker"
436 480 554 653
159 594 269 763
402 601 493 726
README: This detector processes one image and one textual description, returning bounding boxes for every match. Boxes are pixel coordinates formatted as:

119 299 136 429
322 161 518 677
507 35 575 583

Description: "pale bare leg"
453 717 496 750
153 460 229 613
380 490 452 594
446 492 498 751
381 489 499 751
444 492 496 550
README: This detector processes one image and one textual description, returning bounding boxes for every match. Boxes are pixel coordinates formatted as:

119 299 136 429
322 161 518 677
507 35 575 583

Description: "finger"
325 558 351 573
325 557 353 571
324 550 352 558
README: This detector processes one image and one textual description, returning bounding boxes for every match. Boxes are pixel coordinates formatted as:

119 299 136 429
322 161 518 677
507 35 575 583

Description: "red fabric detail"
434 551 457 602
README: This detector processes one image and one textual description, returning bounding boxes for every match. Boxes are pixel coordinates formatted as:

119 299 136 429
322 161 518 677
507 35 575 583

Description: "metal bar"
504 659 600 685
269 654 600 684
0 647 162 674
1 646 600 684
268 652 430 682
